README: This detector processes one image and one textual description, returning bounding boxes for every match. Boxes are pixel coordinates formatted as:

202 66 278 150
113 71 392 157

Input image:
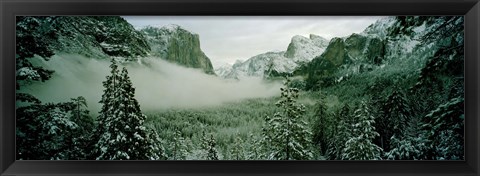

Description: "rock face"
140 25 215 75
223 51 297 79
18 17 217 75
302 16 459 90
217 34 329 79
46 16 151 59
284 34 329 62
306 33 386 77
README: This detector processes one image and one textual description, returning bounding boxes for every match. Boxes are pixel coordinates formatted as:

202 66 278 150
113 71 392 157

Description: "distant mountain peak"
284 34 329 62
140 24 214 74
159 24 194 34
309 34 326 40
217 34 330 79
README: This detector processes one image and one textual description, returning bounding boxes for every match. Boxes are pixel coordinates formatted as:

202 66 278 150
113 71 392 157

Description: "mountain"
284 34 329 62
302 16 463 90
140 24 215 75
213 63 234 78
18 16 152 60
17 17 216 76
305 32 386 77
217 34 329 79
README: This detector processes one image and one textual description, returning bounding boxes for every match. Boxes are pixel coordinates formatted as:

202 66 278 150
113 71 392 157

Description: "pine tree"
230 134 245 160
379 89 412 151
261 77 313 160
421 97 464 160
94 59 121 159
311 93 330 155
170 129 190 160
16 16 56 88
61 96 95 159
95 61 163 160
385 134 428 160
246 133 262 160
148 128 168 160
201 132 219 160
326 104 353 160
342 101 383 160
16 101 80 160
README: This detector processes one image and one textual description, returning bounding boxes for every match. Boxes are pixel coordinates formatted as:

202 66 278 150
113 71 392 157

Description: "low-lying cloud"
19 54 283 114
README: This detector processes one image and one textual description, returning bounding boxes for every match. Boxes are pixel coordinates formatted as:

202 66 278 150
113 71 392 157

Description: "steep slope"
47 16 151 59
17 17 217 76
301 17 403 89
305 32 385 77
140 25 215 75
15 16 152 86
218 34 329 79
302 16 462 90
284 34 329 62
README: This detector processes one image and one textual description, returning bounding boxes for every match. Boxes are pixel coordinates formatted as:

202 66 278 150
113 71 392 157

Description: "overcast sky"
123 16 385 67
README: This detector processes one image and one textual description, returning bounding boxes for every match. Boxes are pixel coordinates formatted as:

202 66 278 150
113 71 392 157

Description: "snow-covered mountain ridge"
16 17 216 75
302 16 463 90
216 34 330 79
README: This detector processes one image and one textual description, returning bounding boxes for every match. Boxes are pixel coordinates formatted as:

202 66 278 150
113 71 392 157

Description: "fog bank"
19 54 282 114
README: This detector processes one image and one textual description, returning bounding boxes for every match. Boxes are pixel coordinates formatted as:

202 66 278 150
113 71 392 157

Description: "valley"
15 16 464 160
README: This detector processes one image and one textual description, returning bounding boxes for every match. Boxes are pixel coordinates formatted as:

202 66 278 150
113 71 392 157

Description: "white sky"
123 16 385 67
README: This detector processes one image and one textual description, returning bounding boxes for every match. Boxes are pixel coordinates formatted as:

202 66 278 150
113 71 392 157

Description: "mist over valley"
16 16 465 160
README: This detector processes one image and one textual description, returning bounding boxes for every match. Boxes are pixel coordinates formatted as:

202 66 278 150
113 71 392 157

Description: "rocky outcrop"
306 32 386 77
47 16 151 59
284 34 329 62
140 25 215 75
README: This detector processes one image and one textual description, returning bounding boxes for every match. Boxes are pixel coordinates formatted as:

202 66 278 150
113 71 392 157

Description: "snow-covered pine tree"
230 134 245 160
201 132 219 160
16 102 80 160
421 97 464 160
246 133 262 160
326 104 353 160
385 134 428 160
261 77 313 160
16 16 56 87
95 61 163 160
342 101 383 160
380 89 411 151
311 93 330 155
170 129 190 160
385 106 428 160
94 59 121 159
62 96 95 159
148 128 168 160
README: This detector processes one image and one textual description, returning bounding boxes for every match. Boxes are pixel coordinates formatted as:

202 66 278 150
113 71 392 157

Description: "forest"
15 16 464 160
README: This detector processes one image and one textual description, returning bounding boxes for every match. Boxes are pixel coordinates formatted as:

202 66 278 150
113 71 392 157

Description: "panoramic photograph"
15 16 464 160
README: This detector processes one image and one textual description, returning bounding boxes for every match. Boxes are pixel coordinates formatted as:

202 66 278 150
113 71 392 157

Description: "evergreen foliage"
95 60 163 160
311 93 330 155
230 134 245 160
385 134 428 160
342 101 383 160
261 77 313 160
421 97 464 160
378 89 411 151
201 132 219 160
16 97 95 160
326 104 353 160
16 16 56 88
15 16 465 161
169 129 190 160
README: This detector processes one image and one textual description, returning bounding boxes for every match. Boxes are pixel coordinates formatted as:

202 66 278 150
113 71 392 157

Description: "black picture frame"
1 0 479 175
